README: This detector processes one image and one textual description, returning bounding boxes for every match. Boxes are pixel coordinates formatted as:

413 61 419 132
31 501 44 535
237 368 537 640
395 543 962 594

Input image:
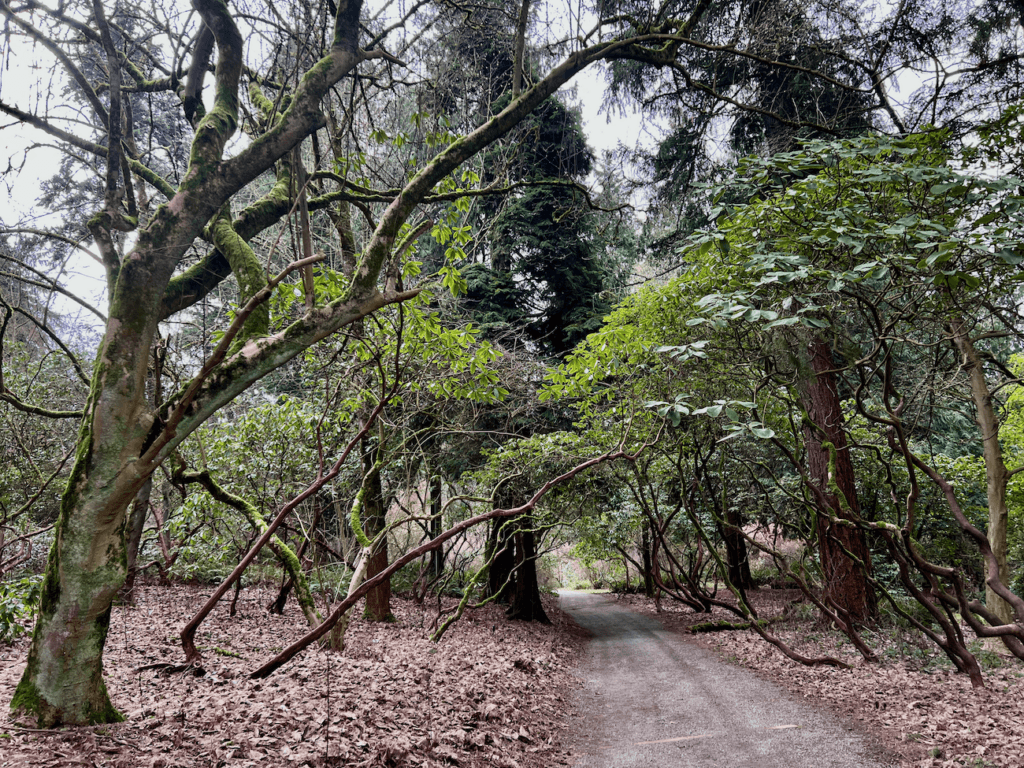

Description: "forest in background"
1 0 1024 733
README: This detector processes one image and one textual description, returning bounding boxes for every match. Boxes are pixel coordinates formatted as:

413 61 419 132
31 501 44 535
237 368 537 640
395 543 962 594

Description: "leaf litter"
0 584 586 768
4 584 1020 768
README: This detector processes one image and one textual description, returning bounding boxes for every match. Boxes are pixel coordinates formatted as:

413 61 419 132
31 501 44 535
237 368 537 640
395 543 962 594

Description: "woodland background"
0 0 1023 759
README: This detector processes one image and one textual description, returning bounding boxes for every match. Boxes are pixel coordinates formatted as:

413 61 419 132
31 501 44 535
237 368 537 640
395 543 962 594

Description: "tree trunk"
506 516 550 623
429 473 444 580
269 492 330 614
715 474 752 591
119 477 152 603
511 0 531 97
720 505 753 591
329 546 370 651
485 518 515 603
950 319 1015 624
11 418 142 726
121 340 164 604
361 442 393 622
799 336 876 623
641 520 655 598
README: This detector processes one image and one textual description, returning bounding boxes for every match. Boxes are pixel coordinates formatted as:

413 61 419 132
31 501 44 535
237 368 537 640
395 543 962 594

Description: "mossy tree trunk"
10 0 368 726
176 467 321 630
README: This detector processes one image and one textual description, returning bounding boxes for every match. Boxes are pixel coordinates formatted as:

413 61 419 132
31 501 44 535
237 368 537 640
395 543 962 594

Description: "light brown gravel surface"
615 589 1024 768
561 590 895 768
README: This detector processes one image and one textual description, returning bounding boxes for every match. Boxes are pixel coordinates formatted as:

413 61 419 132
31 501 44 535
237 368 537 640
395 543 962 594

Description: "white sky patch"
574 64 650 156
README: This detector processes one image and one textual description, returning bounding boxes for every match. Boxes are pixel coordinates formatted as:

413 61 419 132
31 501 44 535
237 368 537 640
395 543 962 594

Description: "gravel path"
560 590 894 768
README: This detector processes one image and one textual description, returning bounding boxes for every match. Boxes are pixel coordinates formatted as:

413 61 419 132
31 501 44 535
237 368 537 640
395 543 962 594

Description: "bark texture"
799 336 876 623
361 443 393 622
506 517 550 624
950 319 1015 624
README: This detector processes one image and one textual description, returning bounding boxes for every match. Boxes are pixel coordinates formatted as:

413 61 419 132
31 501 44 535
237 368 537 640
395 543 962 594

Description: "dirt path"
560 590 895 768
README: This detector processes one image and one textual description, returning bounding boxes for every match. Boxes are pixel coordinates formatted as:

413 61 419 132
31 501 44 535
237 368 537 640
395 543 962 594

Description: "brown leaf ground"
617 589 1024 768
0 584 587 768
3 585 1022 768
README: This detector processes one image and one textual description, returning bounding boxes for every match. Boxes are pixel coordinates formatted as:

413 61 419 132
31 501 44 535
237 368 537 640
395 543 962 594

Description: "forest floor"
1 584 1022 767
0 583 587 768
616 589 1024 768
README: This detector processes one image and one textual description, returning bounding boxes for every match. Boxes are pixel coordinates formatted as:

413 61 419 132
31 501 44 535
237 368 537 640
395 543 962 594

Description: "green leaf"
801 317 830 329
764 317 801 328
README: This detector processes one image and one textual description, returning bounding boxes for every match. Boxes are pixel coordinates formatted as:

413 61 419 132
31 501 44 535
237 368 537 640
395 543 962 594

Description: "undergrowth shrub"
0 575 42 643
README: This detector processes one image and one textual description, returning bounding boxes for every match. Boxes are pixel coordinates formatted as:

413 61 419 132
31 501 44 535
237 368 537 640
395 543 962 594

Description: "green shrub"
749 559 781 587
878 594 936 630
389 560 428 595
1010 568 1024 601
309 564 354 600
168 554 238 585
0 575 42 643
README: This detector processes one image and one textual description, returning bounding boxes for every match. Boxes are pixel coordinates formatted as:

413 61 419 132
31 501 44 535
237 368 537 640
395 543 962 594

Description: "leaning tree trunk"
269 492 330 615
8 1 366 726
799 336 876 623
950 319 1015 624
11 338 156 726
